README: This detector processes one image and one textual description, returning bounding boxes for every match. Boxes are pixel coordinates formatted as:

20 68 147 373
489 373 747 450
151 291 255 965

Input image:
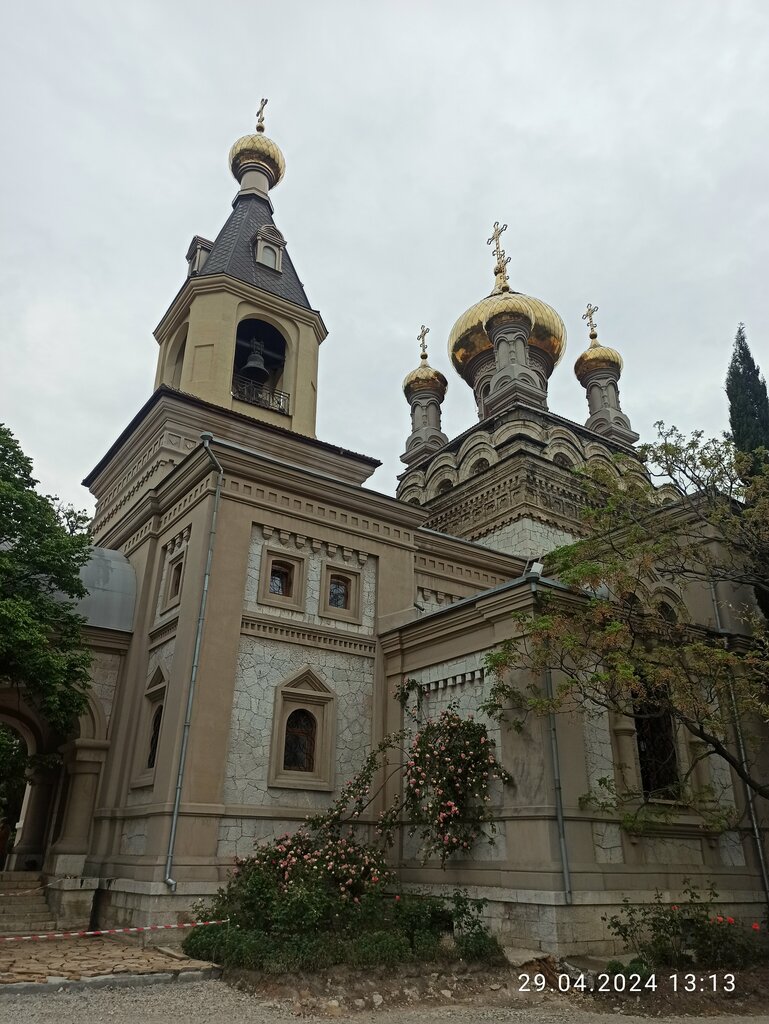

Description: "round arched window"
283 709 316 772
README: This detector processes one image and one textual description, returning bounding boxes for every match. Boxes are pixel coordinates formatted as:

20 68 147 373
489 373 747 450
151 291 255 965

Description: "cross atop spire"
487 221 511 292
582 302 599 339
256 98 268 133
417 324 430 361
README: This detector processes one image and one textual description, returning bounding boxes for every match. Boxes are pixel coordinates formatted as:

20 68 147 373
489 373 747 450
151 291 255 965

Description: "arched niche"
232 318 290 413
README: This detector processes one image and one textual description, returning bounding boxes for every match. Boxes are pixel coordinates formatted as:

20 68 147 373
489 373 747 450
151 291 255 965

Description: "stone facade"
4 116 767 957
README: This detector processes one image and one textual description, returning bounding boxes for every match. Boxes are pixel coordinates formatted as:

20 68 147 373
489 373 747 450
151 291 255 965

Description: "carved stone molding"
240 614 376 658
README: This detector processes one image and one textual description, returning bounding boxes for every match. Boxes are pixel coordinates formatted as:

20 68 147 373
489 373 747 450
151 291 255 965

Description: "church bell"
241 338 269 383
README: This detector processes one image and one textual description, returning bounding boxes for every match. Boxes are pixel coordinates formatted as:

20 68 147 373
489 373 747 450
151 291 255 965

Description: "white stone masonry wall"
477 517 575 558
244 525 376 635
405 654 507 863
89 651 122 728
583 709 624 864
218 635 375 858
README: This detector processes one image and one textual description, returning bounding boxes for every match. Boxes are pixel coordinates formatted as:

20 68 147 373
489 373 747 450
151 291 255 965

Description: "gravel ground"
0 980 767 1024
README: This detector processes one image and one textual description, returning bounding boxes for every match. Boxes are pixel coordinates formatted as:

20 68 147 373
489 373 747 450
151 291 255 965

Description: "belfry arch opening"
231 318 289 415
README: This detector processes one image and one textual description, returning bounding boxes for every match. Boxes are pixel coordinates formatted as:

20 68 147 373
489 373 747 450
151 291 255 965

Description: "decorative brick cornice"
148 615 180 649
240 614 376 658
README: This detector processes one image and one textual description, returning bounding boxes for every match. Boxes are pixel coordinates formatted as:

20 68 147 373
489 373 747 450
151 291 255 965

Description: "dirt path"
1 980 768 1024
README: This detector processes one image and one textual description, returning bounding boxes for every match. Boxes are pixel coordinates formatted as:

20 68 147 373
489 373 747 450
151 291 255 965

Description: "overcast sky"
1 1 768 513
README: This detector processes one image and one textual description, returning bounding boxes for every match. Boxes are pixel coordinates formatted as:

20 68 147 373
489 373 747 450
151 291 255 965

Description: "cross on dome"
417 324 430 360
487 221 511 292
256 98 268 133
582 302 599 337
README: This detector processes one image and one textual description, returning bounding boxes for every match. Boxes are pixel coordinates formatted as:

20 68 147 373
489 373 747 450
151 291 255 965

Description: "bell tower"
153 101 326 437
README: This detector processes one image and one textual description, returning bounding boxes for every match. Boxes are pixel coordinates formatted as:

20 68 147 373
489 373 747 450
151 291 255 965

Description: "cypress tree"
725 324 769 618
725 323 769 455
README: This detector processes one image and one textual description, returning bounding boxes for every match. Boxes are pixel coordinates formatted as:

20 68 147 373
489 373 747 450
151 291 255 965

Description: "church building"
2 106 765 954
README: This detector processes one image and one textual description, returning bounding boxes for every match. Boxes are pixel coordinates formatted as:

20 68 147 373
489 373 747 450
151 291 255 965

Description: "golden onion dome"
229 101 285 189
229 132 285 188
448 289 566 376
574 322 623 384
403 357 448 401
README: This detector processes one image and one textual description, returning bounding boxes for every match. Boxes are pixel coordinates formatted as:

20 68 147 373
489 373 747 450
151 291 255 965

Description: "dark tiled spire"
199 194 310 310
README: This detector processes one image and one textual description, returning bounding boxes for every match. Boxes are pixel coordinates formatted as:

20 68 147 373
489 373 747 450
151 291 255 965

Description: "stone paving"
0 935 214 985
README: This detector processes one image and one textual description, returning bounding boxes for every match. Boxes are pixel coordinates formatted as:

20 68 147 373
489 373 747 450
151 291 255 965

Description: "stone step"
0 872 42 882
0 906 54 920
0 921 56 936
0 878 44 892
0 899 51 915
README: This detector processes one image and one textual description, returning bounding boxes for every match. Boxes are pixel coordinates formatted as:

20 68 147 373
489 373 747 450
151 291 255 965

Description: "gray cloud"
1 0 767 510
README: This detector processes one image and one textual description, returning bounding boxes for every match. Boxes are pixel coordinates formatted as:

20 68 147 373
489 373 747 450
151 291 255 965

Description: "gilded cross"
256 98 268 130
487 220 511 289
487 221 508 264
582 302 599 334
417 324 430 358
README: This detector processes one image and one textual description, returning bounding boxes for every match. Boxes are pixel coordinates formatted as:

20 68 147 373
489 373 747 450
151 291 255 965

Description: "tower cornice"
153 273 328 348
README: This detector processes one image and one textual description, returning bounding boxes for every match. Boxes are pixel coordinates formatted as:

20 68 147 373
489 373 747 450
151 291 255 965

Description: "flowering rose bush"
184 681 512 969
383 703 514 864
205 828 393 936
603 879 768 969
307 680 513 866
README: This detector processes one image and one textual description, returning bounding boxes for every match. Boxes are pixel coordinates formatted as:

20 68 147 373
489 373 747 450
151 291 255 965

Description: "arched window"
232 318 289 414
260 245 278 269
657 601 678 623
634 694 679 800
622 592 642 614
270 561 294 597
470 458 490 476
171 339 186 389
328 575 350 609
147 705 163 770
553 453 573 470
168 560 183 601
436 479 452 495
283 709 316 772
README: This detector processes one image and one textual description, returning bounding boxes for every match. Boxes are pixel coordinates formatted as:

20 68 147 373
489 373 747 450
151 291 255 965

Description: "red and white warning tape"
0 918 229 943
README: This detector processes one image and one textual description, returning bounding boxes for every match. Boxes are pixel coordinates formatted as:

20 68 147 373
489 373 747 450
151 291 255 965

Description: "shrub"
201 829 392 937
391 892 453 949
603 879 768 969
346 930 412 968
689 915 765 968
454 929 505 963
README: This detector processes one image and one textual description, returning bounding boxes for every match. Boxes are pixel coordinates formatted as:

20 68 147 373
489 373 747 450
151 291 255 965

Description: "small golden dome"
574 328 623 384
448 290 566 377
403 355 448 401
229 131 286 188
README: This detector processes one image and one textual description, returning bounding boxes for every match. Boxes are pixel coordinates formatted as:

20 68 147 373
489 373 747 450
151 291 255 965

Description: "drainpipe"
529 574 573 905
708 581 769 912
165 433 224 891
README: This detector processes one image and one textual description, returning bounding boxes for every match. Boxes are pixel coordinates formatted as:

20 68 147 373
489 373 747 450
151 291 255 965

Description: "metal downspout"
164 433 224 891
709 581 769 912
529 576 573 904
545 666 573 905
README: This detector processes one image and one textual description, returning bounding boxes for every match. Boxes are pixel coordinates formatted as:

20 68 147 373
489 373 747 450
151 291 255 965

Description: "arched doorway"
0 693 61 872
0 689 109 875
0 722 29 869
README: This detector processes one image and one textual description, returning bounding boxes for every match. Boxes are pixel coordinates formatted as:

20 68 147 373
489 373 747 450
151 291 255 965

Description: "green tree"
726 323 769 456
0 424 92 733
482 425 769 828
